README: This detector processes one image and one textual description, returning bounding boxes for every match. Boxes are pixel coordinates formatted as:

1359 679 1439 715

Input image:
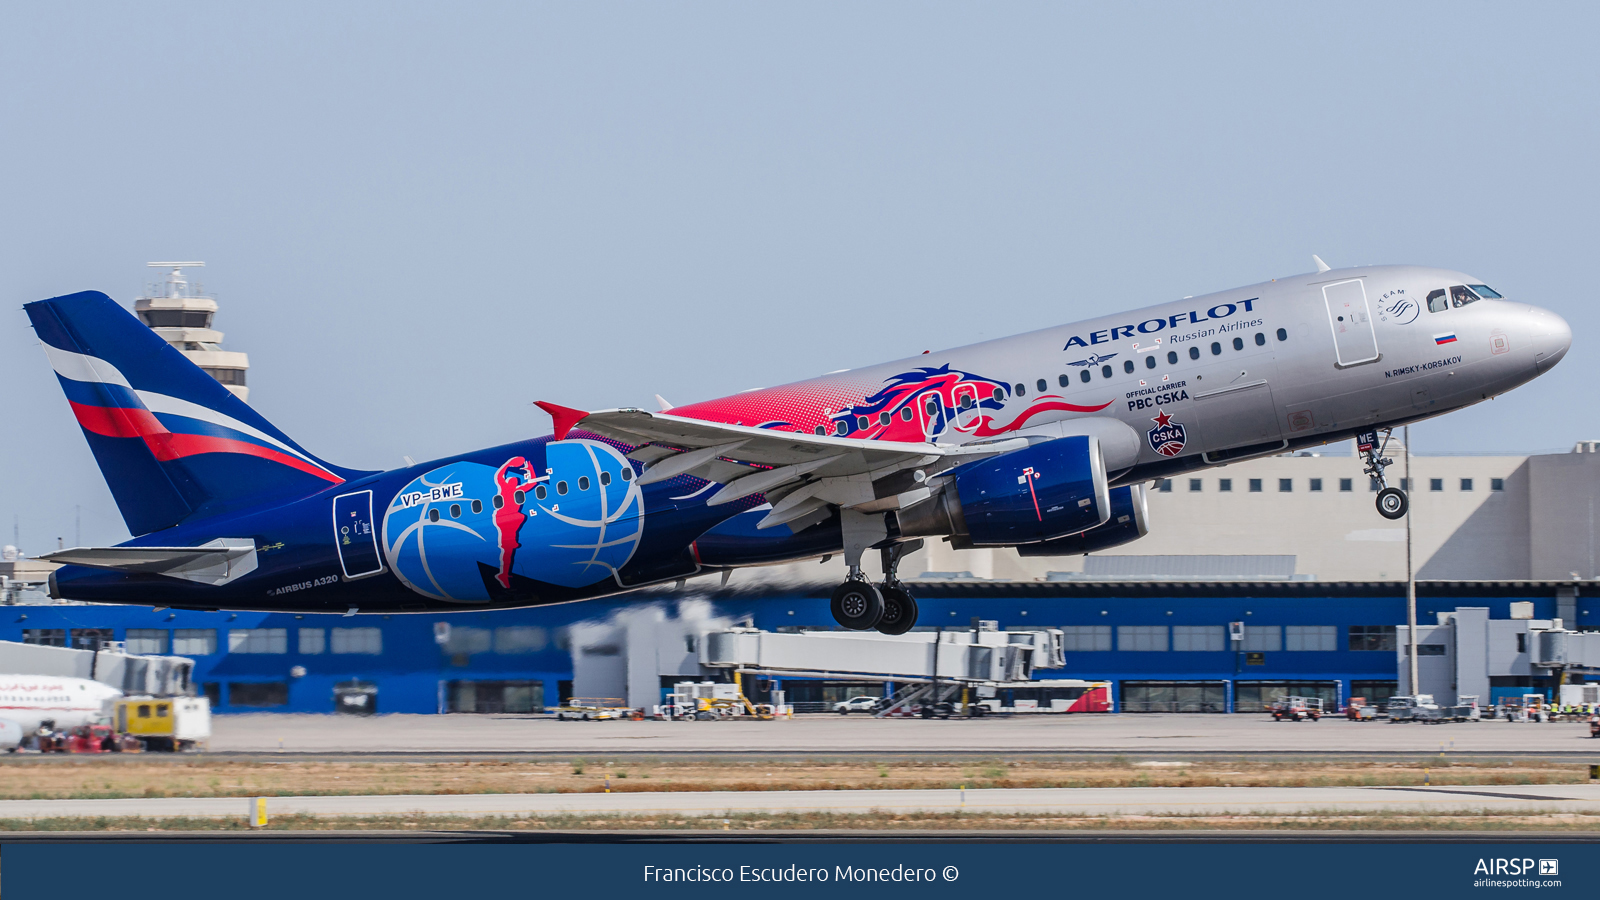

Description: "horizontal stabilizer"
39 538 259 586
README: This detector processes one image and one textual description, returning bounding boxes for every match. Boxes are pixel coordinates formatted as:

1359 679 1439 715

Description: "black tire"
831 580 884 630
1377 487 1408 519
838 708 848 715
875 585 918 635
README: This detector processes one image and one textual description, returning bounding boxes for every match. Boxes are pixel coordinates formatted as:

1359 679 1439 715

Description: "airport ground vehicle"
111 696 210 751
1270 696 1323 721
834 696 882 714
27 266 1569 635
553 698 630 721
1387 695 1444 723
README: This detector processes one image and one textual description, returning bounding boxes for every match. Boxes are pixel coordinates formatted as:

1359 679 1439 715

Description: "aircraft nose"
1529 306 1572 373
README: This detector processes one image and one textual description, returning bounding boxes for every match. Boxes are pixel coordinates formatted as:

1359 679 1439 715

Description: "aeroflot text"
642 865 942 883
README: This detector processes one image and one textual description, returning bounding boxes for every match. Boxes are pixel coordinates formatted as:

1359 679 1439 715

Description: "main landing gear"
828 511 923 634
1358 429 1409 520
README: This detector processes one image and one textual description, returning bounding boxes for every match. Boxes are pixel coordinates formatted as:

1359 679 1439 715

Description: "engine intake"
896 435 1109 547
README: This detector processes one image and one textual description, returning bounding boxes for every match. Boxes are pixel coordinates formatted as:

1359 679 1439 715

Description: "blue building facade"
5 581 1588 714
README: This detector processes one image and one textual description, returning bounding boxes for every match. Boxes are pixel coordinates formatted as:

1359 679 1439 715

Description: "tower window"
1249 478 1262 492
1339 478 1352 492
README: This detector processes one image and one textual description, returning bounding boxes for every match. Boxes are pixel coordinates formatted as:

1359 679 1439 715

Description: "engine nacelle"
1016 484 1150 557
897 435 1109 547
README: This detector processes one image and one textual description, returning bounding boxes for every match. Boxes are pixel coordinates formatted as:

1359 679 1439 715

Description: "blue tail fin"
26 291 373 536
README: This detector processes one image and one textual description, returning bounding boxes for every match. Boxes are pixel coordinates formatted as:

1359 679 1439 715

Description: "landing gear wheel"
831 580 884 630
1376 487 1408 520
875 585 918 635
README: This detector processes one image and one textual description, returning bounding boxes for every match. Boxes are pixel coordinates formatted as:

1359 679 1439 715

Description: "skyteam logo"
1147 410 1186 457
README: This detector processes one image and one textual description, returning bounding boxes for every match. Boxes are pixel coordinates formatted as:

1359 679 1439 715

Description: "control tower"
133 262 250 402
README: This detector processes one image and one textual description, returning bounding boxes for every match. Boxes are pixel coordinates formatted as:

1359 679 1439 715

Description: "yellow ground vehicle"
553 697 631 720
112 696 211 751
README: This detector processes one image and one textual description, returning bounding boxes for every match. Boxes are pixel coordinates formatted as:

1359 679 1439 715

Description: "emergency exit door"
1322 279 1380 367
332 490 385 579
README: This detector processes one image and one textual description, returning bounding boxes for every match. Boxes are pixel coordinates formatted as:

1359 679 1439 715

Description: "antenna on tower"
147 261 205 299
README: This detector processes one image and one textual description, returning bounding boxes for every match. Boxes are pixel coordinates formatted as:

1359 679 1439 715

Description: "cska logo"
1147 410 1186 457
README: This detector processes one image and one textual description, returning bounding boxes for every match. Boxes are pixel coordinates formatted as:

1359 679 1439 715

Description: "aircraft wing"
571 407 1026 528
38 539 259 586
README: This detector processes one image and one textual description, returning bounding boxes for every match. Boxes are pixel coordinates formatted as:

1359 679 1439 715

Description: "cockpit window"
1450 285 1477 308
1426 289 1448 313
1468 284 1502 299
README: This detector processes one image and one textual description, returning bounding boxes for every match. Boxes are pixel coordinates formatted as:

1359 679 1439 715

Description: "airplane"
24 260 1571 634
0 676 123 749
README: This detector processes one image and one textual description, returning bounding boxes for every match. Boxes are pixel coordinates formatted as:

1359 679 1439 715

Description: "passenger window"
1189 346 1200 360
1101 365 1113 378
535 485 547 500
995 387 1008 400
1058 374 1070 387
1080 370 1091 383
557 481 568 495
960 395 974 410
1014 383 1026 397
925 397 939 415
1211 342 1222 356
600 471 611 486
814 425 826 435
449 504 461 518
1451 285 1477 308
899 407 913 421
428 509 440 523
471 499 483 514
1167 351 1178 365
878 411 890 425
1426 289 1448 312
835 421 847 435
1036 379 1047 393
1144 356 1156 369
1232 337 1244 351
578 476 590 491
857 416 869 430
1254 332 1266 346
1123 360 1135 374
492 495 504 509
1276 328 1287 341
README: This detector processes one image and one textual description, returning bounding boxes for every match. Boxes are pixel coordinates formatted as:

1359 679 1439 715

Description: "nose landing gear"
1359 429 1409 520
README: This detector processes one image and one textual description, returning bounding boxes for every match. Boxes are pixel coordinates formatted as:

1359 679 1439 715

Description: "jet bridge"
702 625 1065 684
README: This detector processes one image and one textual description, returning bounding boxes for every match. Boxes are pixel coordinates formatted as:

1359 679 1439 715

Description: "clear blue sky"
2 3 1595 549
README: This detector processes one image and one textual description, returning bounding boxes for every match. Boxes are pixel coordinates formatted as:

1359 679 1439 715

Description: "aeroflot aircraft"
26 260 1571 633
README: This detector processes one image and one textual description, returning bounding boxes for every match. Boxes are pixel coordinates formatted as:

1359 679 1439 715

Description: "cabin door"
1322 278 1381 367
332 490 385 579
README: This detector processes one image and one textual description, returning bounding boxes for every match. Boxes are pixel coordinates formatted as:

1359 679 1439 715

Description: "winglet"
535 401 589 441
1312 254 1331 274
654 393 674 411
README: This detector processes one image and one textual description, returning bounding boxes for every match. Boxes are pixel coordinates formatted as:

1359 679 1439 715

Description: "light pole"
1404 426 1418 695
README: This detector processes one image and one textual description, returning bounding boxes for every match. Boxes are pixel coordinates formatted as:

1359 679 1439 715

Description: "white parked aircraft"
0 676 122 749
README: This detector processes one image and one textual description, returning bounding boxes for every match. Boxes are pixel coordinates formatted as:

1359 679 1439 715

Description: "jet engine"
1015 484 1149 556
896 435 1109 547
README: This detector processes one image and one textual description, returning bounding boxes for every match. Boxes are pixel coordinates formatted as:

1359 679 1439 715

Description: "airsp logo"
1472 858 1556 876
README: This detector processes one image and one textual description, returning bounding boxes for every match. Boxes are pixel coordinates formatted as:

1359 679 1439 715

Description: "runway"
197 712 1599 756
3 783 1598 821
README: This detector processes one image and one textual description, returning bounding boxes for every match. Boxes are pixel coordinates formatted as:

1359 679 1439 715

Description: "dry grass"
0 756 1588 800
4 808 1600 833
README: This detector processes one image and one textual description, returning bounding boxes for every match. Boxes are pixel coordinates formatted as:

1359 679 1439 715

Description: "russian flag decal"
1433 332 1458 345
